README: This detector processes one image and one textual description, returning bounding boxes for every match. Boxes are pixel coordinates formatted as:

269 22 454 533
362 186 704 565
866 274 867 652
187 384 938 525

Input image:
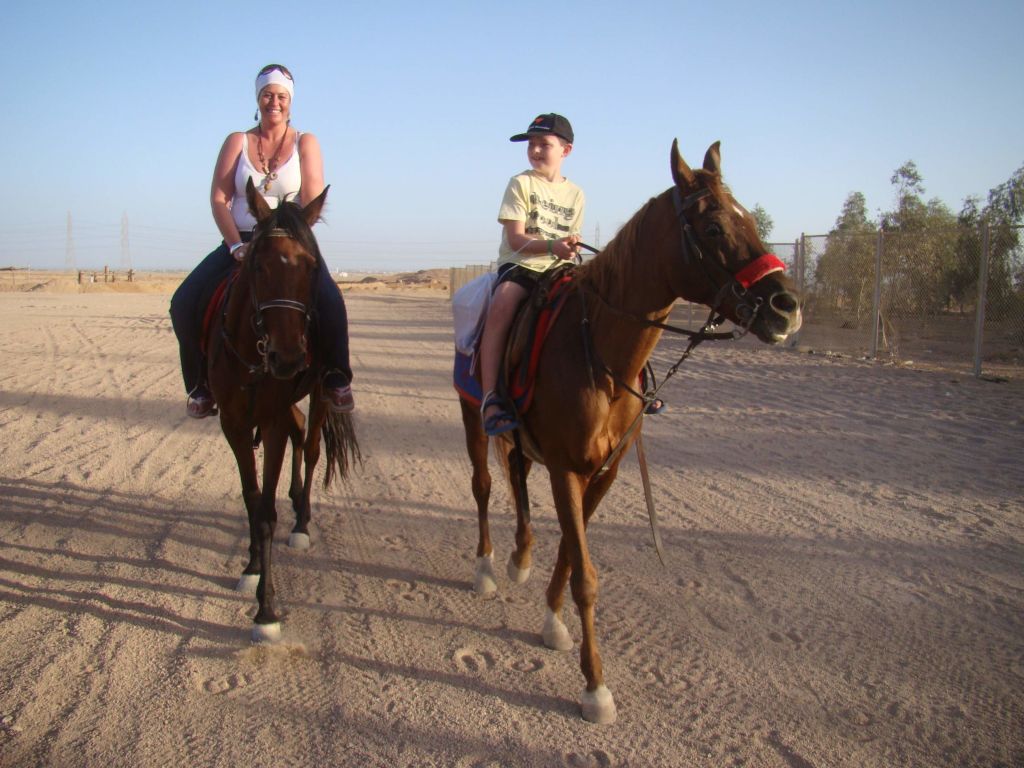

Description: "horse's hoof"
251 621 282 644
580 685 617 724
288 532 310 550
506 554 531 584
474 554 498 595
542 609 573 651
236 573 259 595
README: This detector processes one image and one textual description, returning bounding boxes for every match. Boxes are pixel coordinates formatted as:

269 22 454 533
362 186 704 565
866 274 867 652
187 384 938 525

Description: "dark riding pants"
169 238 352 395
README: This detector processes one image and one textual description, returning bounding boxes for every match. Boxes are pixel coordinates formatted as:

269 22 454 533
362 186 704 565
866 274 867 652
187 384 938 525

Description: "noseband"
671 186 785 329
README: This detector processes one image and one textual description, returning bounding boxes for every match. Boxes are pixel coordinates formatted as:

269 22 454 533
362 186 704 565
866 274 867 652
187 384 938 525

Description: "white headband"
255 69 294 100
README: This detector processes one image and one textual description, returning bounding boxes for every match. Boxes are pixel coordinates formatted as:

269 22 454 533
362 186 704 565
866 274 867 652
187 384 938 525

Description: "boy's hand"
554 235 580 260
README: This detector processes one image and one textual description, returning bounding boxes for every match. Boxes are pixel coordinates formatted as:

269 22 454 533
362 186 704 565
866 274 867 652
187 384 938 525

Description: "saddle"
453 263 576 414
504 263 576 410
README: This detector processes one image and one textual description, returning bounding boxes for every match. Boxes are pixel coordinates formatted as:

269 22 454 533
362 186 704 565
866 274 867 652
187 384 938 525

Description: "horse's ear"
703 141 722 176
246 177 273 222
671 139 697 188
302 185 329 228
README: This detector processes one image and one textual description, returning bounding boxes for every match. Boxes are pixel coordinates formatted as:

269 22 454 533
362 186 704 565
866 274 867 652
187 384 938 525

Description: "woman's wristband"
228 241 244 255
546 239 553 256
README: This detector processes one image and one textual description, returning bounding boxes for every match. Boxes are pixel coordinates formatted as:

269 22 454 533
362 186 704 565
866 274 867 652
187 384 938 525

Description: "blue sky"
3 0 1021 272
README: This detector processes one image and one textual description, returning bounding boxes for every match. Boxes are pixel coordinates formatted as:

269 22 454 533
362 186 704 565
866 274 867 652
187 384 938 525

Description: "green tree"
750 204 774 241
976 163 1024 317
811 192 878 319
879 161 958 315
950 197 984 312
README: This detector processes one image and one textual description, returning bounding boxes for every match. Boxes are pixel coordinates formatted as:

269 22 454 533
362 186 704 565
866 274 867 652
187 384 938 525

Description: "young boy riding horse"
478 113 584 435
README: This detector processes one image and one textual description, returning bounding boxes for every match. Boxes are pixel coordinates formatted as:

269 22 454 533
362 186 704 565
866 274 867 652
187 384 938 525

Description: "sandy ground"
0 282 1021 768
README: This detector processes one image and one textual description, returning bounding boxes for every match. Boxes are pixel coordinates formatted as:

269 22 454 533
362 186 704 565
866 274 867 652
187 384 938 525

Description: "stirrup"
481 390 518 436
644 398 666 415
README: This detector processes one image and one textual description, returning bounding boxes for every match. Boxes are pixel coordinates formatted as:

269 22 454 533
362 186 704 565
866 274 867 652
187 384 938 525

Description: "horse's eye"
706 223 723 237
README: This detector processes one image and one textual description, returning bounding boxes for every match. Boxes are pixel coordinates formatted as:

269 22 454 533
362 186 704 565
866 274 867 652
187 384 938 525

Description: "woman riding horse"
169 63 354 420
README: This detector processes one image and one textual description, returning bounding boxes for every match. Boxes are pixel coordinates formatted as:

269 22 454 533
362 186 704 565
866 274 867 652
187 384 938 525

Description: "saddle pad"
452 270 575 414
200 268 239 355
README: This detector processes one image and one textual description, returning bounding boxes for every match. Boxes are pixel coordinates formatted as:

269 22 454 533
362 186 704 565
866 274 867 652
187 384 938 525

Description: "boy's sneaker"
323 384 354 414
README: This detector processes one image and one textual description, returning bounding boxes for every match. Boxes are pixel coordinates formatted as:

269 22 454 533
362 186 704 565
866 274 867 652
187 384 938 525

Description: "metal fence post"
972 223 990 377
794 234 802 294
870 230 883 359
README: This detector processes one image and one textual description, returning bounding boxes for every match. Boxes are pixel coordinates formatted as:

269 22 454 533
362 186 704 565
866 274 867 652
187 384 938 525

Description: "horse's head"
244 178 329 379
664 140 802 343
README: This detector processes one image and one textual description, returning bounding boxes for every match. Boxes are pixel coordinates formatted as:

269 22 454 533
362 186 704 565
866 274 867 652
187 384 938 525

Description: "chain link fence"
779 224 1024 376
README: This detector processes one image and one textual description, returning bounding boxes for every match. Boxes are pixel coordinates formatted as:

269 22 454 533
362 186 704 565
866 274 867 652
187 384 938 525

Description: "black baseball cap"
510 113 574 144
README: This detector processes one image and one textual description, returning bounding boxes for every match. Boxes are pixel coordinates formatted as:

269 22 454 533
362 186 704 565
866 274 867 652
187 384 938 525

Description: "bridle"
250 227 316 367
222 226 318 376
670 185 785 328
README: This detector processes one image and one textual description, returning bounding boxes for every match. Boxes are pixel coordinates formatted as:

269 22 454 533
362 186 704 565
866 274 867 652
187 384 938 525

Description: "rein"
580 276 734 480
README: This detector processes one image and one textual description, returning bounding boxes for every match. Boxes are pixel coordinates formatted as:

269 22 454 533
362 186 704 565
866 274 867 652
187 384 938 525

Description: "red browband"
734 253 786 289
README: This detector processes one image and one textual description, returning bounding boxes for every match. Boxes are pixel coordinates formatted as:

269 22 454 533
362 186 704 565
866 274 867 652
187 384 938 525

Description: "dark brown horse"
458 141 803 723
208 179 359 643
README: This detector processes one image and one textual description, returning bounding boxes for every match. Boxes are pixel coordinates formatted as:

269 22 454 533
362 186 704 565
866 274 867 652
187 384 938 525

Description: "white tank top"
231 132 303 232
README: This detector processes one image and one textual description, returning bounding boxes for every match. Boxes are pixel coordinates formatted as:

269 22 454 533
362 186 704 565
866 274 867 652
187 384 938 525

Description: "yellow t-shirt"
497 171 585 272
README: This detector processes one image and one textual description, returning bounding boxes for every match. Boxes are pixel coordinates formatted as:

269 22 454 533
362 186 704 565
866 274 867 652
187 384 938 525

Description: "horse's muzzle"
757 289 802 342
266 347 308 379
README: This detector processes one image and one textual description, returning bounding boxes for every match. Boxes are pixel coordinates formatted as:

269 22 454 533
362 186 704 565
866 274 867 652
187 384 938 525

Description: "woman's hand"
232 242 250 261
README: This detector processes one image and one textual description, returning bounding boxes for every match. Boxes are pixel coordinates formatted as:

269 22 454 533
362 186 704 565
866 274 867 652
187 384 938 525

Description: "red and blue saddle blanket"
453 269 575 412
200 267 240 355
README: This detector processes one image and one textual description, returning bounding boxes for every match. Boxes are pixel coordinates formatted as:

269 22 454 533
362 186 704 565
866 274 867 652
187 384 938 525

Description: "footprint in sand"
385 578 429 604
499 592 530 606
767 629 804 648
563 750 613 767
676 577 703 593
509 657 545 673
202 672 254 695
455 758 507 768
452 647 496 674
381 534 411 552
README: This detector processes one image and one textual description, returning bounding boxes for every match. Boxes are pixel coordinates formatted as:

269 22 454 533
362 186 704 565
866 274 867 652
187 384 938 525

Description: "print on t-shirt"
526 193 577 237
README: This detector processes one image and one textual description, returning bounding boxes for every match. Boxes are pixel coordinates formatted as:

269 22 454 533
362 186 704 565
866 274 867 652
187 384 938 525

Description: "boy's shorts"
497 263 543 291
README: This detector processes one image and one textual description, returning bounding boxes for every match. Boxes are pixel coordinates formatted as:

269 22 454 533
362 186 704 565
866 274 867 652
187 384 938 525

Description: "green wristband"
546 239 553 256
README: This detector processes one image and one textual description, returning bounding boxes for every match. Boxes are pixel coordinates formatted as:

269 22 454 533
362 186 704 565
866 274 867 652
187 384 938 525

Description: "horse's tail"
322 411 361 489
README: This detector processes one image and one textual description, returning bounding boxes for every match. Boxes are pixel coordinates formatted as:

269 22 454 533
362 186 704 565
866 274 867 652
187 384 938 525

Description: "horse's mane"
576 171 727 300
576 197 655 300
250 199 325 265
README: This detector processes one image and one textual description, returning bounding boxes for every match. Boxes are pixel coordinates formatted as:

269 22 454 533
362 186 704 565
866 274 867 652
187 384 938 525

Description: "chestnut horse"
207 179 359 643
458 141 802 723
